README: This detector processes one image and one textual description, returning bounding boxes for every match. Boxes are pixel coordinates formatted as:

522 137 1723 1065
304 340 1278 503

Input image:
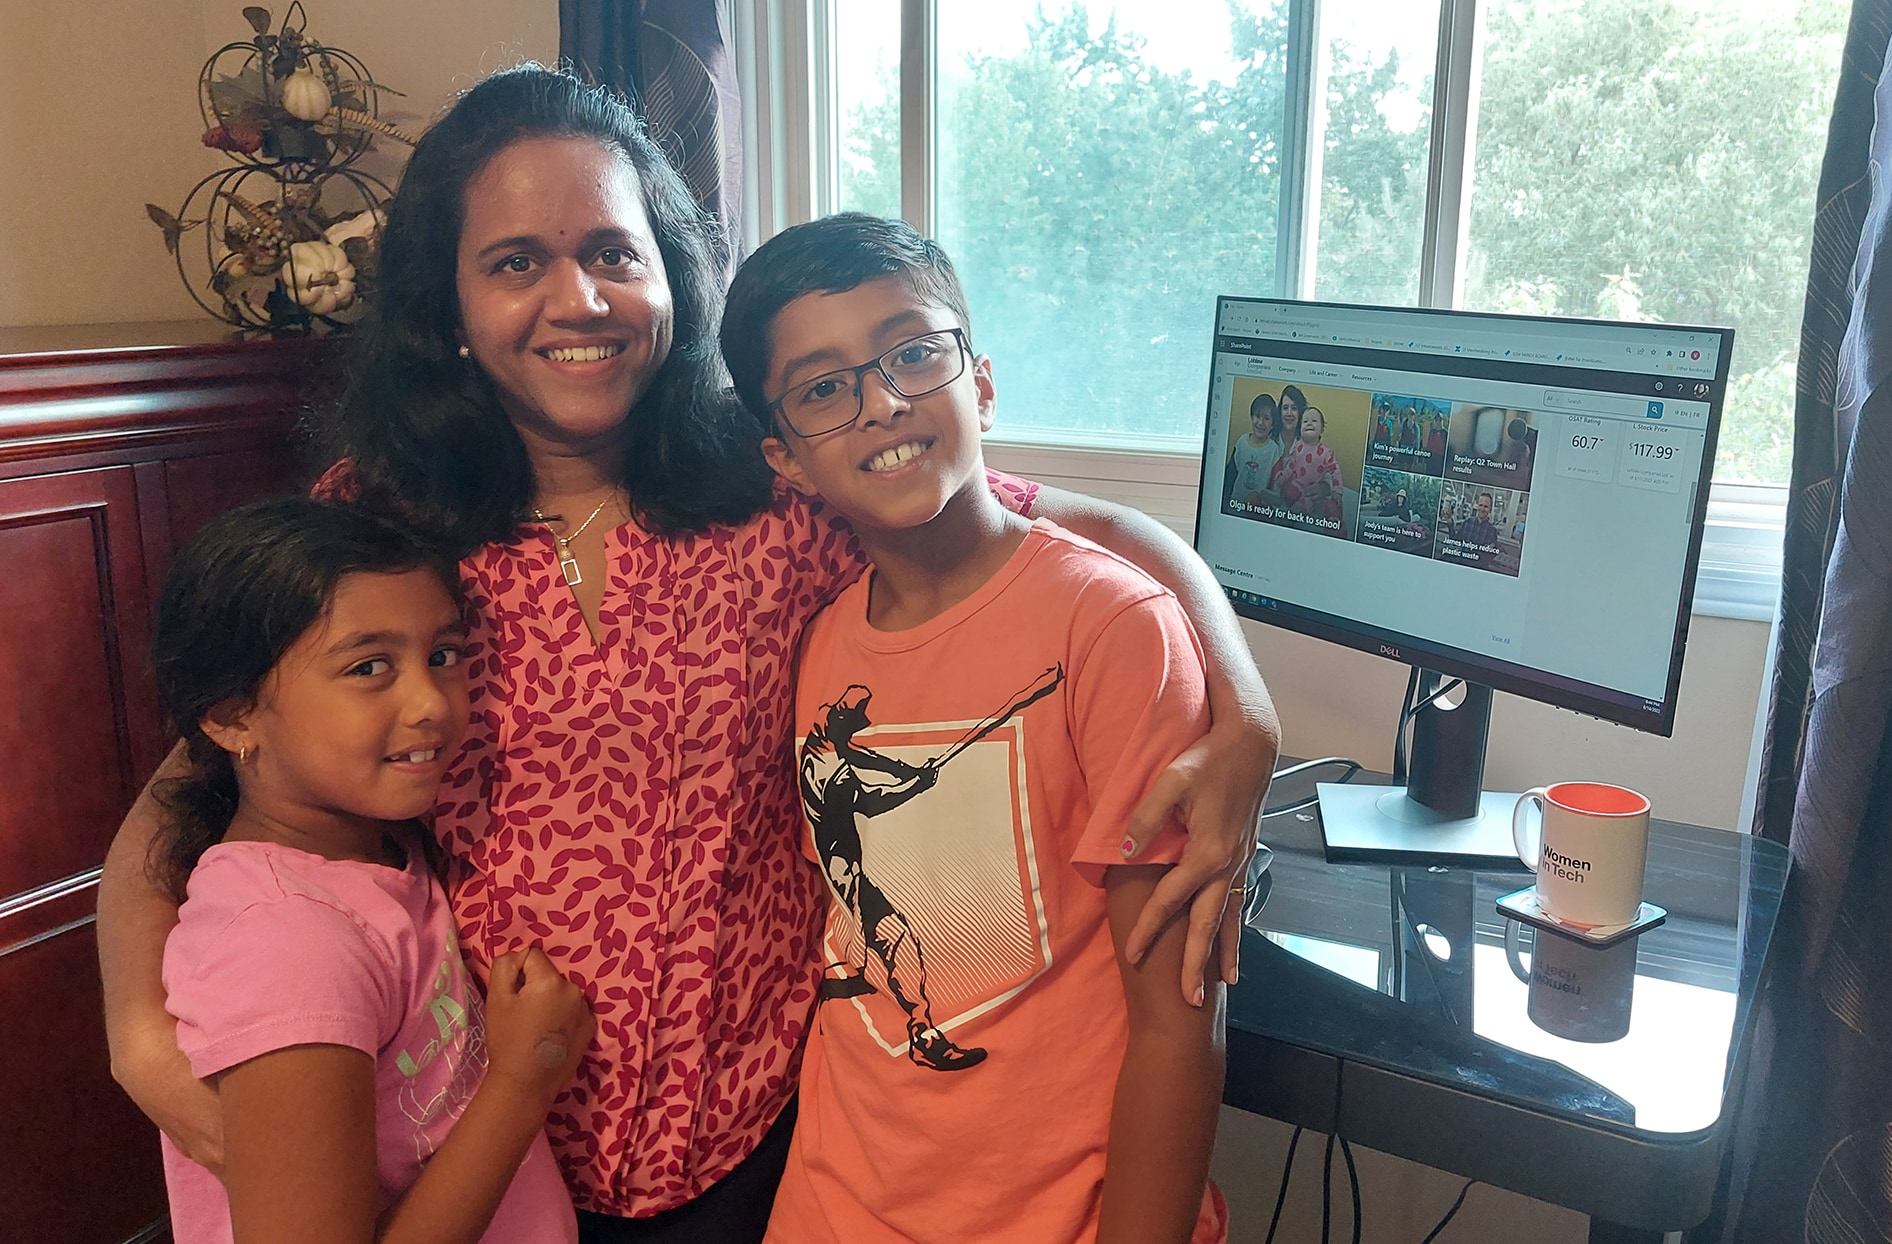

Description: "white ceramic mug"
1512 781 1651 928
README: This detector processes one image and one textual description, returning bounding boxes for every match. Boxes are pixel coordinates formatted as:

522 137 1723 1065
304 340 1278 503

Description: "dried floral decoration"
145 3 410 332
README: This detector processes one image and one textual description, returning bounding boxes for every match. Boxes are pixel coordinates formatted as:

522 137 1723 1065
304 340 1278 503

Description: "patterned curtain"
561 0 744 279
1695 3 1892 1239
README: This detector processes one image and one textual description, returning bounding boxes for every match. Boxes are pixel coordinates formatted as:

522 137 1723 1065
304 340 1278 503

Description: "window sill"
983 437 1783 623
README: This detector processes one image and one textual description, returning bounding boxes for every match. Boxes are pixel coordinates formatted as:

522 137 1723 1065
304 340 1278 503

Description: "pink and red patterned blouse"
409 472 1035 1218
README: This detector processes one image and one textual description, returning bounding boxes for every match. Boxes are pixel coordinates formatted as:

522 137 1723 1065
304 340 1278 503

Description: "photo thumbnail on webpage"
1435 478 1530 578
1218 376 1368 540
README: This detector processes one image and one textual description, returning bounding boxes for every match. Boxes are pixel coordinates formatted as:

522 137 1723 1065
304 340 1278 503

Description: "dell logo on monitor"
1379 643 1403 659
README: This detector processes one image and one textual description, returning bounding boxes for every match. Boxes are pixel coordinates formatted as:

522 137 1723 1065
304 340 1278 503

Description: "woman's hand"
1119 713 1278 1005
116 1015 224 1175
98 740 224 1168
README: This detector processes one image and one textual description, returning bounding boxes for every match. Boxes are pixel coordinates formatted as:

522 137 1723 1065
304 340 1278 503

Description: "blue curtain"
1698 3 1892 1239
561 0 744 278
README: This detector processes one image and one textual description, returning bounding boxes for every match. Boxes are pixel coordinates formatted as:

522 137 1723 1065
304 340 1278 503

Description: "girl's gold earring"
237 744 252 766
458 345 471 359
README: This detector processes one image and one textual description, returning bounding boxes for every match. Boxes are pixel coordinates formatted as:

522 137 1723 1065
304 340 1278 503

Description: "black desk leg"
1588 1220 1668 1244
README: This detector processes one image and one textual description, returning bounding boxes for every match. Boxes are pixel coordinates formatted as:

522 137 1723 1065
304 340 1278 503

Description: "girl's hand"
1118 715 1275 1005
483 947 594 1108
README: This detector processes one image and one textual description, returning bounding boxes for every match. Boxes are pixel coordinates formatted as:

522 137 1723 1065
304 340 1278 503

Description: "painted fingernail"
1120 836 1138 859
1193 985 1206 1007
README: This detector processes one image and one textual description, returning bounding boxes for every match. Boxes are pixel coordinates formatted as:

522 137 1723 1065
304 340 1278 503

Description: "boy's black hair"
721 212 974 432
149 498 463 902
323 65 773 557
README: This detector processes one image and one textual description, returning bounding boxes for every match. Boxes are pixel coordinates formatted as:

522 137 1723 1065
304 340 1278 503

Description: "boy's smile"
762 277 996 536
864 437 936 474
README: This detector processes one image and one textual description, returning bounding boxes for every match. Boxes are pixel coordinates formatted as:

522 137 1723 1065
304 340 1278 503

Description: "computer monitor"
1194 297 1731 864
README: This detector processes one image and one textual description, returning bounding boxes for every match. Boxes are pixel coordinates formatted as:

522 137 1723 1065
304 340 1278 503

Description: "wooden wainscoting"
0 322 327 1243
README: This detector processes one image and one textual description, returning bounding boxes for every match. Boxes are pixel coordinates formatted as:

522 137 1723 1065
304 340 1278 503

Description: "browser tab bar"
1219 296 1726 381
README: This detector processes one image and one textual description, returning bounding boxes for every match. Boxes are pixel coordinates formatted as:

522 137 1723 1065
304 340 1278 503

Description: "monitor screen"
1193 297 1732 736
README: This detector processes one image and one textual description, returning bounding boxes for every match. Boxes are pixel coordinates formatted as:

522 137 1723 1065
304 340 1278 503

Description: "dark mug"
1504 921 1638 1043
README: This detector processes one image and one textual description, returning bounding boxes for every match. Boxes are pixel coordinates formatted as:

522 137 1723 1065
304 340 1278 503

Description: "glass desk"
1221 774 1789 1243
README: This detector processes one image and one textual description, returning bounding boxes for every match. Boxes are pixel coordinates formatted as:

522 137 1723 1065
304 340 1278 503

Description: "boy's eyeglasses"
767 328 971 439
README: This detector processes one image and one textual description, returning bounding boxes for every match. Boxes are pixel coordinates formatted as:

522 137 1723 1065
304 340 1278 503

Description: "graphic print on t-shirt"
798 666 1064 1072
395 934 488 1162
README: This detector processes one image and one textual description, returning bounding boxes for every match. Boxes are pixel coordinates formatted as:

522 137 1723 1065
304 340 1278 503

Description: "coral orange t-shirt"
766 520 1227 1244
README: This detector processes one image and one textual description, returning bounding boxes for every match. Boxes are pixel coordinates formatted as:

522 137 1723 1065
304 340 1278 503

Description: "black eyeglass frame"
766 327 974 439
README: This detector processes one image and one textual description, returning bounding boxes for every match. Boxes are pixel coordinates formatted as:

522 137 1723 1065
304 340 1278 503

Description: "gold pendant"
559 554 583 587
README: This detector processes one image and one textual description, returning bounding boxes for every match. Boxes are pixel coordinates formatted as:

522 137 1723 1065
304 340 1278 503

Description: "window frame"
731 0 1788 620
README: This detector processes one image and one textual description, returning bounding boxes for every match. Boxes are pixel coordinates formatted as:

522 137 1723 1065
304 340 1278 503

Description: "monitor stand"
1317 675 1528 870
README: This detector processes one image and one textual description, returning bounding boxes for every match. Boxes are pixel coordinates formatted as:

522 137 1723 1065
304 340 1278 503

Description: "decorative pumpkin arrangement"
145 3 411 333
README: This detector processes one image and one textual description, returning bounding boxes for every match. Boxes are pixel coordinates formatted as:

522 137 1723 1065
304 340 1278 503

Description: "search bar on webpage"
1542 389 1663 420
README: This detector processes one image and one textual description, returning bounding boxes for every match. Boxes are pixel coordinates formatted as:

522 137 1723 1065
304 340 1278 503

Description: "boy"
721 213 1227 1244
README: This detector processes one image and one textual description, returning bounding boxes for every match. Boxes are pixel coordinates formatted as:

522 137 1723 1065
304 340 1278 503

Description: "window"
737 0 1844 614
1459 0 1842 487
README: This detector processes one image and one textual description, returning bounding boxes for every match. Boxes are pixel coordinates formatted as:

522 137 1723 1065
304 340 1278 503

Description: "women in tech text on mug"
1512 782 1651 928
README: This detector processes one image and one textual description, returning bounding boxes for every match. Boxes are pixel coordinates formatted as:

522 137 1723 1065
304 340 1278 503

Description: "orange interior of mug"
1546 782 1649 817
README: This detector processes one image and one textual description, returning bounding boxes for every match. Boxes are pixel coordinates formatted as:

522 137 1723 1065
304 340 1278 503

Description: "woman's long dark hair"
326 66 773 557
149 498 463 901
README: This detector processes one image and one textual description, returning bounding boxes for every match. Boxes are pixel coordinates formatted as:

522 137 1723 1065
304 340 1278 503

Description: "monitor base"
1317 783 1531 870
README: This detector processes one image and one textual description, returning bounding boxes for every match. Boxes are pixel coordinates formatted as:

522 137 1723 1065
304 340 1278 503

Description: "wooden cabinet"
0 322 327 1243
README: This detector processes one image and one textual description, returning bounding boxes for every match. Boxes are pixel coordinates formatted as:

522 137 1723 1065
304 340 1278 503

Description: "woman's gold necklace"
532 492 616 587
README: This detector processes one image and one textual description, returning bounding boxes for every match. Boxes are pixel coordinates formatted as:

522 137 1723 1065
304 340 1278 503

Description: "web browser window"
1196 298 1730 731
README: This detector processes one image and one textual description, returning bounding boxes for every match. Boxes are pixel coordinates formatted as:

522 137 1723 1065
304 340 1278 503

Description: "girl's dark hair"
325 65 772 558
721 212 974 432
1248 392 1282 440
149 498 463 901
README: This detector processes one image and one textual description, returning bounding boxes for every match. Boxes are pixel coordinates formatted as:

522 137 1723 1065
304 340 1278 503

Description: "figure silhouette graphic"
799 666 1063 1072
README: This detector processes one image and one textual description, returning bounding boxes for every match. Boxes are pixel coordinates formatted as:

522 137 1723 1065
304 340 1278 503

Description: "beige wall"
0 0 558 328
1213 1107 1593 1243
1251 612 1769 831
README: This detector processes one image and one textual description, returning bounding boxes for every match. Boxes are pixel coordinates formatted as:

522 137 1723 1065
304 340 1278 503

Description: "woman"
1278 384 1308 443
98 67 1279 1244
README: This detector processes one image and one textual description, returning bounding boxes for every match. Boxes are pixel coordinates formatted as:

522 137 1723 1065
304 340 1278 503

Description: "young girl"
150 497 591 1244
1222 392 1284 512
1269 405 1345 524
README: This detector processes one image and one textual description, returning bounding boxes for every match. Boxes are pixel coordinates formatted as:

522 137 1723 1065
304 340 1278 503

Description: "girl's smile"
215 568 470 856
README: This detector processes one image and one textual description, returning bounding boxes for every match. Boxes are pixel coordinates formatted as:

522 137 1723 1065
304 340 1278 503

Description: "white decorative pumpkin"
323 208 384 247
283 240 356 315
279 67 332 122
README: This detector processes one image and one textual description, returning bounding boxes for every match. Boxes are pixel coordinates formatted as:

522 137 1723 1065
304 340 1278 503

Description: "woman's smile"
456 135 675 449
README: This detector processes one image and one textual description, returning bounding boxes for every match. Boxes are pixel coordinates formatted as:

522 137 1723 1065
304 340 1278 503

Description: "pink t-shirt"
765 520 1227 1244
160 838 576 1244
384 470 1037 1215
